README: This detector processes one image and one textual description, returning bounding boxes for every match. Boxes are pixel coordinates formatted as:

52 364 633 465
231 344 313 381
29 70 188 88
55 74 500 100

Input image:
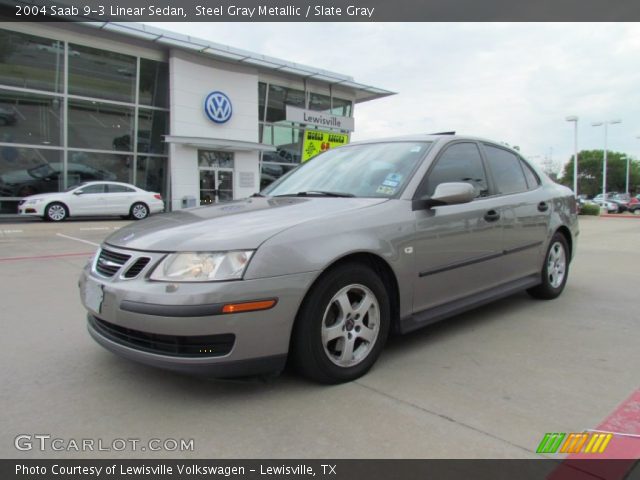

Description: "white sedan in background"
18 181 165 221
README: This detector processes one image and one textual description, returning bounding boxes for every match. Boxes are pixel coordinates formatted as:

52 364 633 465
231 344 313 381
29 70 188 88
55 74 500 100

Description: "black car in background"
0 162 116 197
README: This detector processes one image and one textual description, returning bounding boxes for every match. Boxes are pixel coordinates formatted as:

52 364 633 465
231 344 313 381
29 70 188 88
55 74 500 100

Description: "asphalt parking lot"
0 216 638 459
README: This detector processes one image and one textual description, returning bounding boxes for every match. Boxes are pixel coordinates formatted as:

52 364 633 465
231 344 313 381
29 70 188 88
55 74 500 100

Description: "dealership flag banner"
302 130 349 162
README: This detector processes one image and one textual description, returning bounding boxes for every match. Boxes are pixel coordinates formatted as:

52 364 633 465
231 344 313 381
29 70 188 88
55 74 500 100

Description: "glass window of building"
68 44 136 103
0 147 62 197
198 150 234 169
331 97 352 117
136 156 167 199
0 89 62 146
261 125 303 164
138 109 168 154
0 29 64 93
266 85 305 122
309 92 331 112
260 163 297 191
68 99 134 152
258 82 267 121
139 59 169 108
66 151 132 188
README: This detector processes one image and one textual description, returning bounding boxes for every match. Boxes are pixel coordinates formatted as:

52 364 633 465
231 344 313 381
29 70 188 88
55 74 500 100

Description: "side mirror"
413 182 476 210
74 190 83 195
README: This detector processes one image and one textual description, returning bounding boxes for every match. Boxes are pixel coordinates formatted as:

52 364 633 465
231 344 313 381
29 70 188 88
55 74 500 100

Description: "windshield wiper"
275 191 355 198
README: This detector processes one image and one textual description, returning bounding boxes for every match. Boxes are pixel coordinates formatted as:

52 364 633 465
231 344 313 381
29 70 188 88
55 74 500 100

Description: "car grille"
90 316 235 357
123 257 150 278
95 248 131 277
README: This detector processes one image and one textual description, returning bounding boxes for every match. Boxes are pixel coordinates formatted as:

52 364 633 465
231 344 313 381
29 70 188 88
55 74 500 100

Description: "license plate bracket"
84 278 104 314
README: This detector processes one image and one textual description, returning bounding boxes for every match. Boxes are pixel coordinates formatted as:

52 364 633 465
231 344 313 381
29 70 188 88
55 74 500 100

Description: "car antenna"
429 131 456 135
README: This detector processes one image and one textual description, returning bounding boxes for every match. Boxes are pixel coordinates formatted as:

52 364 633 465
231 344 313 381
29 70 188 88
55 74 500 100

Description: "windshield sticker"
382 173 403 188
410 145 422 153
376 185 396 195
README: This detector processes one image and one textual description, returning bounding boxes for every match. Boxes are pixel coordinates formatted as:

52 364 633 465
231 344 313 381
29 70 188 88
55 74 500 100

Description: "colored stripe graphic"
537 433 566 453
560 433 590 454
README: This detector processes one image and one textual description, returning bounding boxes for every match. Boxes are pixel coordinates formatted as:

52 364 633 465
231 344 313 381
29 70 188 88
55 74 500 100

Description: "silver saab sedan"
79 134 578 383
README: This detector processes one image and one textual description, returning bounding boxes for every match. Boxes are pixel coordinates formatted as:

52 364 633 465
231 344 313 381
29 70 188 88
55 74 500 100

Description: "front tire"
527 232 570 300
291 262 390 384
130 202 149 220
45 202 68 222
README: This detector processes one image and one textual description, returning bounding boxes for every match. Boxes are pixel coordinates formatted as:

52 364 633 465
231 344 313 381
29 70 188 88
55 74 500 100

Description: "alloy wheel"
547 241 566 288
132 204 148 219
321 284 380 368
47 204 66 221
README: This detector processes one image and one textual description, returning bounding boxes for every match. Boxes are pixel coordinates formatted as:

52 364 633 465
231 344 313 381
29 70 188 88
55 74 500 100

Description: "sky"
148 22 640 174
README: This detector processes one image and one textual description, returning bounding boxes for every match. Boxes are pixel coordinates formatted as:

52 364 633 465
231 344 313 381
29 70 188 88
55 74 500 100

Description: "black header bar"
2 0 640 22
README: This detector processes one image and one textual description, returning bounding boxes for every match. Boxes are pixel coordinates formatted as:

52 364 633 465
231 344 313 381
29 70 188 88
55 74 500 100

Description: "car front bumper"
79 260 319 377
18 203 45 216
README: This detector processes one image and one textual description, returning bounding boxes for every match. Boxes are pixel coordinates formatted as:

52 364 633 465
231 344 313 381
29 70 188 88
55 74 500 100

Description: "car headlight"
150 251 254 282
26 198 44 204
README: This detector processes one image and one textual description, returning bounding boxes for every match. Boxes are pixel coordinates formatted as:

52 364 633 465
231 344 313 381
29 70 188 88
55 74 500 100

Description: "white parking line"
2 229 23 234
56 233 100 247
79 227 110 231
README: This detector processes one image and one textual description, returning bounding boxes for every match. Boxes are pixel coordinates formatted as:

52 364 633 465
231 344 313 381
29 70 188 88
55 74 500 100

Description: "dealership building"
0 22 393 213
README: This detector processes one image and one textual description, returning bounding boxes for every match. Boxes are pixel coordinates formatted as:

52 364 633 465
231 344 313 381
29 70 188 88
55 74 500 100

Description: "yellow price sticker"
302 130 349 162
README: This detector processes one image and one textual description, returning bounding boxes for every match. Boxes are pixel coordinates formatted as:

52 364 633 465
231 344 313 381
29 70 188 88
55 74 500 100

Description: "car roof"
345 133 523 154
78 181 140 188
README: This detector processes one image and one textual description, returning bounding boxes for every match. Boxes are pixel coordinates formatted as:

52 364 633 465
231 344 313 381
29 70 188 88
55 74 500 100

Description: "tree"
558 150 640 197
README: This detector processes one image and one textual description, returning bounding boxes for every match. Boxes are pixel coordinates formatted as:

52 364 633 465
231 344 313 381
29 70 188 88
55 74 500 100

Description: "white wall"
168 49 261 209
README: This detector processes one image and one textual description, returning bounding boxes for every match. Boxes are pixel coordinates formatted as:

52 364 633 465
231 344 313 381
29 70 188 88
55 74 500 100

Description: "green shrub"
580 203 601 216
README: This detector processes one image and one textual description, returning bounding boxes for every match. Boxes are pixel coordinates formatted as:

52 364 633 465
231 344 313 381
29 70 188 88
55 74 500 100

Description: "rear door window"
483 145 528 195
107 184 135 193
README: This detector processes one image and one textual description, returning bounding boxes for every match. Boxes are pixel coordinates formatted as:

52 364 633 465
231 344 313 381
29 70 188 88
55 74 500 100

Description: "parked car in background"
628 196 640 215
18 181 164 221
591 198 619 213
0 107 17 126
609 194 630 212
79 134 579 383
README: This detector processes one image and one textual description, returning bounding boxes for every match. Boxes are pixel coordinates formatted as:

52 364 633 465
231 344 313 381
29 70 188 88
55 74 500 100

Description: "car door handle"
484 209 500 222
538 201 549 212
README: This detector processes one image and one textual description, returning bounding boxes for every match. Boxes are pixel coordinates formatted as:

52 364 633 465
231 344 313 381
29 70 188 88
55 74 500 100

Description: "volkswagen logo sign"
204 91 232 124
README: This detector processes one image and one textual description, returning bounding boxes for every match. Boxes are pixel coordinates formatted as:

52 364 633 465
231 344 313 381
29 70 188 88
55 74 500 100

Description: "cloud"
148 22 640 168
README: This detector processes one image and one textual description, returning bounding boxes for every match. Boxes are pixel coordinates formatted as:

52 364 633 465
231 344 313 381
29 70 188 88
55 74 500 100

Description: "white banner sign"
286 106 355 132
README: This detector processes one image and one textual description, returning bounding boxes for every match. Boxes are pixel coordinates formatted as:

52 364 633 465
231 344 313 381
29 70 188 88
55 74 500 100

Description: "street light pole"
565 116 578 196
592 120 622 208
623 155 630 195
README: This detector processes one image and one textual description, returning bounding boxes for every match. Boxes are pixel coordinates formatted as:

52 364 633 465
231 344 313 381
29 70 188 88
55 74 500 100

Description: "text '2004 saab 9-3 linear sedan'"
79 134 578 384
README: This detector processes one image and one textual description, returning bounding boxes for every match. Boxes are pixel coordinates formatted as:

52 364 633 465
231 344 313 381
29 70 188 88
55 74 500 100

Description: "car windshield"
28 164 56 179
263 141 432 198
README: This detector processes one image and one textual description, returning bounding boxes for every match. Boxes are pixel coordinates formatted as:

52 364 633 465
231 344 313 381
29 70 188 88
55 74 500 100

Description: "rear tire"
130 202 149 220
45 202 68 222
527 232 569 300
291 262 390 384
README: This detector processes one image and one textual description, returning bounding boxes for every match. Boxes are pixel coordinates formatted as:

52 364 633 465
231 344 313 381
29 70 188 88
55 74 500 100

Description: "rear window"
520 159 541 190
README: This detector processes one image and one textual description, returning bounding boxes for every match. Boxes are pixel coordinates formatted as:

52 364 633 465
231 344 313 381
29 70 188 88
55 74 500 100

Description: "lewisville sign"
285 106 355 132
